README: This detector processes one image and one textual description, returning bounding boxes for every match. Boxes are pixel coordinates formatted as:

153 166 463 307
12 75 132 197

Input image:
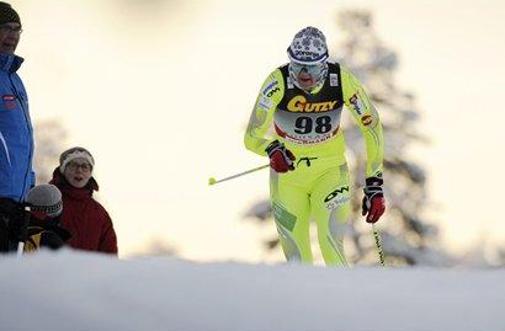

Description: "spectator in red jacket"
50 147 118 255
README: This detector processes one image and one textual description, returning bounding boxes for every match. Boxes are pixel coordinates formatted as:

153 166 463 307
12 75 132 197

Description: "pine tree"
33 120 67 184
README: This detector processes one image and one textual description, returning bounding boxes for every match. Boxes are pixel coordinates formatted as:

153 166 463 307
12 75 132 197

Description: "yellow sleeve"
244 69 285 156
341 67 384 177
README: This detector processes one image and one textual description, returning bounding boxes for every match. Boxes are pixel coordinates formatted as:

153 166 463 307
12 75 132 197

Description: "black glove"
265 140 296 173
361 176 386 224
0 198 30 248
29 215 72 243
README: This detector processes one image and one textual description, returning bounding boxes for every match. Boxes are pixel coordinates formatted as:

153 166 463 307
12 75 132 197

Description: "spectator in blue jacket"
0 2 35 252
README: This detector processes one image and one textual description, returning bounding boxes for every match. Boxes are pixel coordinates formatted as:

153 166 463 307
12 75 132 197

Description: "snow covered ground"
0 250 503 331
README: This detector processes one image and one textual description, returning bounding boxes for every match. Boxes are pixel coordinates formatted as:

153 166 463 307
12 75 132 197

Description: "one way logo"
324 186 350 210
262 81 280 98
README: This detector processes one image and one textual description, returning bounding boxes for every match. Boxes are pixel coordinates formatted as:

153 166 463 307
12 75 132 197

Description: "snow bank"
0 250 503 331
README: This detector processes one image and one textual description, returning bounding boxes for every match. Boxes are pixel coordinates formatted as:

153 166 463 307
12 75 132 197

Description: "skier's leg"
310 164 351 266
270 172 312 263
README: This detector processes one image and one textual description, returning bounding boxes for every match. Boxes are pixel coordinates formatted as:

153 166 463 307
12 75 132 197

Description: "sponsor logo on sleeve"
361 114 373 126
349 93 364 115
262 81 280 98
258 95 273 110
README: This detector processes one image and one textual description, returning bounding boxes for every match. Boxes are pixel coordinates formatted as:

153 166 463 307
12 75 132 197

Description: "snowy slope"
0 250 503 331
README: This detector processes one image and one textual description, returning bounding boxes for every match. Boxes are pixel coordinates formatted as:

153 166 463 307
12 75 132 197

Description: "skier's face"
64 158 92 188
289 62 326 90
0 23 21 54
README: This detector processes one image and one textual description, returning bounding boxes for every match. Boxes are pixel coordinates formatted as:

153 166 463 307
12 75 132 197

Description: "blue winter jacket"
0 53 35 202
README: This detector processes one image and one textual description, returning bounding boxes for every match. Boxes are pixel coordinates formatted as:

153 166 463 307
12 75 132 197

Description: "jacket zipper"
9 73 32 201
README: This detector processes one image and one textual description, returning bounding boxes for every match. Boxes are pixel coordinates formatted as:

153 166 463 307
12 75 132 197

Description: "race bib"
274 108 342 145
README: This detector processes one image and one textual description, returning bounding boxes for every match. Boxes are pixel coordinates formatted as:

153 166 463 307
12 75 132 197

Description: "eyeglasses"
67 162 92 172
289 62 325 77
0 24 23 34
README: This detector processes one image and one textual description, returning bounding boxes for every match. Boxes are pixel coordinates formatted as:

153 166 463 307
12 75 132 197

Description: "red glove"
265 140 296 173
361 176 386 223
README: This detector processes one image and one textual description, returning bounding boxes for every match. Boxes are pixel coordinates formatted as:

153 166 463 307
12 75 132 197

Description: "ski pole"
16 242 24 258
372 224 385 266
208 164 270 186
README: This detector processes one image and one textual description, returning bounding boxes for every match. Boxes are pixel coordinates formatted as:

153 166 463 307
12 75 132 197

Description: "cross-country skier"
244 26 385 265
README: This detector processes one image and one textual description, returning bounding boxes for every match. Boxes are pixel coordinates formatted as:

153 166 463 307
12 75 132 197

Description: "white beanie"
287 26 329 65
59 146 95 174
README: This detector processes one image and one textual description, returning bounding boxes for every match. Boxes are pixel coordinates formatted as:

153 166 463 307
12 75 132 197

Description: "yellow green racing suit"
244 62 384 265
